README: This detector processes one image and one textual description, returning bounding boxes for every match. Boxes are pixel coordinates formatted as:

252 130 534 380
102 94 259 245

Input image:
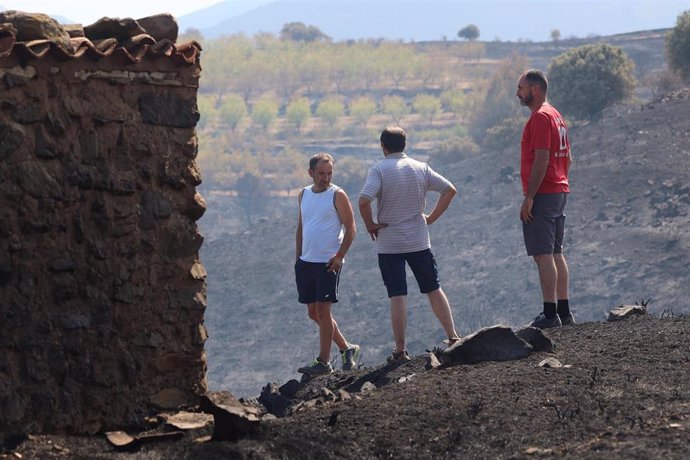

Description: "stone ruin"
0 11 207 436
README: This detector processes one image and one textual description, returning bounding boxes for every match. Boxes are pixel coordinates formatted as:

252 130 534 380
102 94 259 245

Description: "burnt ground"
6 314 689 459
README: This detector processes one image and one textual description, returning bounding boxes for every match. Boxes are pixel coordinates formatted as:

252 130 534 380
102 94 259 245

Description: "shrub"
547 43 636 120
666 11 690 82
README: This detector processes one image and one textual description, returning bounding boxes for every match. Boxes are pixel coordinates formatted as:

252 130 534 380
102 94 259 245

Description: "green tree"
457 24 480 41
382 95 410 123
218 93 247 131
548 43 636 120
349 96 377 128
279 21 331 42
334 156 368 196
196 96 217 130
234 171 265 226
430 136 480 167
179 27 204 43
251 94 279 131
285 97 312 132
469 53 528 142
440 89 468 119
412 94 442 123
666 10 690 82
550 29 561 42
316 96 345 126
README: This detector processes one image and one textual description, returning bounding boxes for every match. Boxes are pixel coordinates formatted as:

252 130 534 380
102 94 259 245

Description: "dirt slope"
10 315 689 459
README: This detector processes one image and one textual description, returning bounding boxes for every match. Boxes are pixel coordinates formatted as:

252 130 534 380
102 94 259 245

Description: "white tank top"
300 185 343 263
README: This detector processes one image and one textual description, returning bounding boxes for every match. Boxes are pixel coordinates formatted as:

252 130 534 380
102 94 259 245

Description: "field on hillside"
199 89 690 399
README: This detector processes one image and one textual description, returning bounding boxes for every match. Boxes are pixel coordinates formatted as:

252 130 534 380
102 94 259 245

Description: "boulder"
137 14 178 42
0 11 71 50
438 325 533 365
199 393 261 441
515 326 555 352
83 17 146 41
607 305 647 322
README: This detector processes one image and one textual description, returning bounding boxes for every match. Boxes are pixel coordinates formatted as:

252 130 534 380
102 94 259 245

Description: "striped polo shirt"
359 153 453 254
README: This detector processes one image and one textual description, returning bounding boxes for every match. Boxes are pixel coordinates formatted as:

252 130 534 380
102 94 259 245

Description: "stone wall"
0 13 207 435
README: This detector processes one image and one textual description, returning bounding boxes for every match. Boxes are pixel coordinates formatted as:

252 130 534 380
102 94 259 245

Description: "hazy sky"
1 0 224 24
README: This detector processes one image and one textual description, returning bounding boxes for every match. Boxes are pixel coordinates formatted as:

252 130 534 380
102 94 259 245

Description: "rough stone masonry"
0 11 208 436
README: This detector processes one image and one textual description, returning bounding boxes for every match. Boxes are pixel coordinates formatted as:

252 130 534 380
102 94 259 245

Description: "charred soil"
8 315 689 459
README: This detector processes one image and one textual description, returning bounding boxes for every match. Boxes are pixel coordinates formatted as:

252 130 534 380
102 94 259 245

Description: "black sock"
557 299 570 317
543 302 557 318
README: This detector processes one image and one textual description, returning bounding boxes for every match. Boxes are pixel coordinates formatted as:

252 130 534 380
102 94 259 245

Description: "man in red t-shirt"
516 69 575 329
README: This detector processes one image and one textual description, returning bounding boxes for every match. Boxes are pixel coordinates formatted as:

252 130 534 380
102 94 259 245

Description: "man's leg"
533 254 557 304
315 301 334 363
427 288 460 341
554 253 569 300
308 303 348 350
390 295 407 352
331 318 349 351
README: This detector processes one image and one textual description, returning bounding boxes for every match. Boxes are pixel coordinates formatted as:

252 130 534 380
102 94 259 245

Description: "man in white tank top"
295 153 361 376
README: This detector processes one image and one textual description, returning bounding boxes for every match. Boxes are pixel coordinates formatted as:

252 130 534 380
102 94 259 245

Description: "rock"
105 430 184 451
139 92 200 128
137 14 178 42
278 379 301 399
515 326 555 353
438 325 533 366
0 123 24 159
607 305 647 322
360 382 376 392
258 383 291 417
318 387 336 401
0 11 71 50
336 389 351 401
149 388 189 409
538 357 563 368
161 411 213 430
425 352 442 370
199 393 261 441
83 16 146 41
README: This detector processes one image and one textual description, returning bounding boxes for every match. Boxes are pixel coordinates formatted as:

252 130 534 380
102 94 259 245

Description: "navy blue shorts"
523 192 567 256
377 249 440 298
295 258 340 304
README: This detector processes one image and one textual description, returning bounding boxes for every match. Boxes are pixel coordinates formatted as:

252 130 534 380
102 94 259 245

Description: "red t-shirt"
520 103 570 195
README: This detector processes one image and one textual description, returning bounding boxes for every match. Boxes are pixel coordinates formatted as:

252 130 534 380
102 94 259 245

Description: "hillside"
11 315 690 458
198 89 690 399
181 0 687 43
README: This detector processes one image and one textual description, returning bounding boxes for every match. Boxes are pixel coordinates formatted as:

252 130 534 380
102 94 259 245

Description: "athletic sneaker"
298 358 333 376
387 349 411 363
560 312 576 326
341 344 361 371
529 313 562 329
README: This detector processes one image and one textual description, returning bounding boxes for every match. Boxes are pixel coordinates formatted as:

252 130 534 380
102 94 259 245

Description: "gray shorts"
522 193 568 256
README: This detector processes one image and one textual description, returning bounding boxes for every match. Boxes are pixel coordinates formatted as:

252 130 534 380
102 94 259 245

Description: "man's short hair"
524 69 548 93
380 126 406 153
309 152 334 170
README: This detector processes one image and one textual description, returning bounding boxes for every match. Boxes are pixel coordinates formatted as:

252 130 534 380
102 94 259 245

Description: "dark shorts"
523 192 568 256
377 249 440 298
295 258 340 304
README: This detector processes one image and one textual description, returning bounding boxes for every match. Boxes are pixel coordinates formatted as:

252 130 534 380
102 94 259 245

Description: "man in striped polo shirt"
359 126 461 363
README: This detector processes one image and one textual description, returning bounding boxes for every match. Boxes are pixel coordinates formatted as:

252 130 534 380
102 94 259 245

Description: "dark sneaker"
387 349 411 363
529 313 562 329
341 344 361 371
560 312 576 326
298 358 333 376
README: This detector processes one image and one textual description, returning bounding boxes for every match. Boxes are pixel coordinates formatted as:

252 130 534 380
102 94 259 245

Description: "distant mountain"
179 0 688 42
178 0 274 32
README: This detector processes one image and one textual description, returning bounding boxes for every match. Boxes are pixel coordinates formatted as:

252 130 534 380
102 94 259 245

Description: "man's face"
516 76 533 107
309 160 333 191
